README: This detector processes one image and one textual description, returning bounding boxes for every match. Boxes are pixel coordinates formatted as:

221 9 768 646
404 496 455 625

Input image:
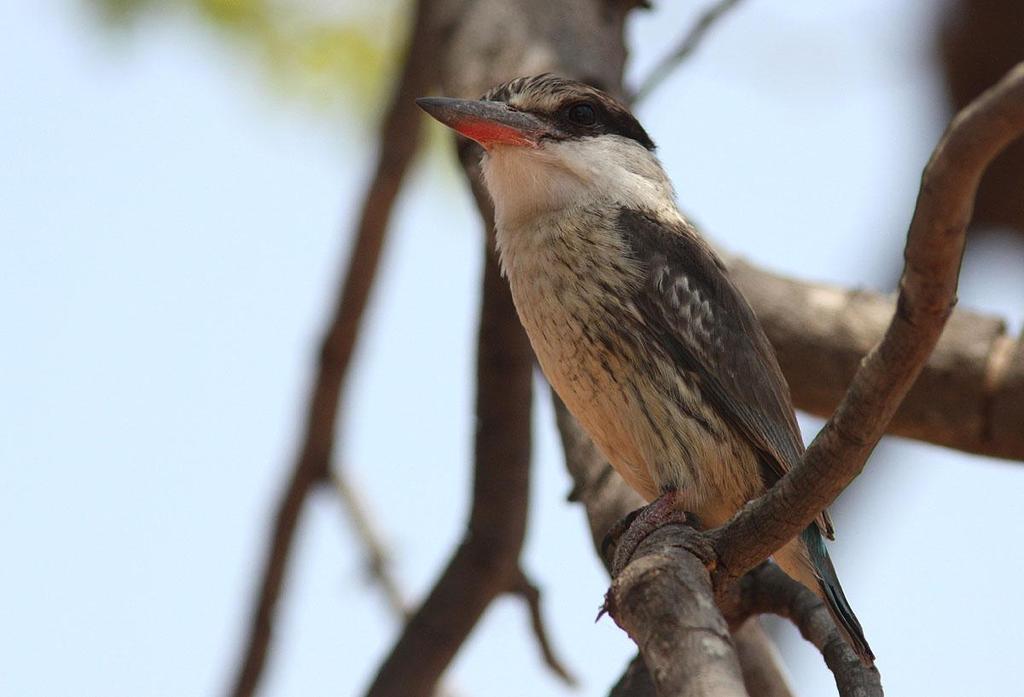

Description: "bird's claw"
606 489 694 578
601 507 642 563
596 587 616 622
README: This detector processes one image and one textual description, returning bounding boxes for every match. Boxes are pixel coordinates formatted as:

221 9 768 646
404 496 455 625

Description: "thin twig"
632 0 744 102
332 470 409 618
225 1 438 694
333 471 465 697
711 61 1024 582
510 569 579 687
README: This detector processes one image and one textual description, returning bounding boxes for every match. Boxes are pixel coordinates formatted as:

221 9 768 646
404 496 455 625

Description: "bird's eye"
567 102 597 126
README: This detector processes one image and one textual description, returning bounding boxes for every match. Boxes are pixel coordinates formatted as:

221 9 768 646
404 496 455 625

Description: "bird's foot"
597 489 695 621
600 507 643 563
603 488 695 578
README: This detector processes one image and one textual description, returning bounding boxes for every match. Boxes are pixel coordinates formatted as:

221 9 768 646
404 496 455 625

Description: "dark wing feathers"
620 209 835 539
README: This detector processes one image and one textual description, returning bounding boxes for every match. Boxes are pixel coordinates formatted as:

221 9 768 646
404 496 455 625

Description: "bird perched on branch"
417 74 873 664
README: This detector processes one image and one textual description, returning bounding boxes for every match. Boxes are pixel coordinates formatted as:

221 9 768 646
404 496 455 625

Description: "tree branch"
603 521 880 696
331 471 409 618
711 61 1024 582
554 398 796 696
510 569 578 686
608 654 656 697
731 619 795 697
226 2 438 694
604 525 748 697
940 0 1024 234
726 258 1024 461
729 564 883 697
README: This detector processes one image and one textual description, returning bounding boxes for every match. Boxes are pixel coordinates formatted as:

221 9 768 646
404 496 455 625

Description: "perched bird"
417 74 873 664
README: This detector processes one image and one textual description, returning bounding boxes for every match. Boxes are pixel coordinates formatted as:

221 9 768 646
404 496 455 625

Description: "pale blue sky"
2 1 1023 696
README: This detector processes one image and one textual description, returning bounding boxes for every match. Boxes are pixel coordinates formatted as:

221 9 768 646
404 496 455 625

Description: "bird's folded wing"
619 208 835 539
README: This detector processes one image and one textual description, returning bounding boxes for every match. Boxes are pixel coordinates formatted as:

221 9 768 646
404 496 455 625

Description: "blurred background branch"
940 0 1024 236
226 0 438 694
632 0 743 102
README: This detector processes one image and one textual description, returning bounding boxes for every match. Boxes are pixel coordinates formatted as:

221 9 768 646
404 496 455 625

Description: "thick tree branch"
227 3 438 695
604 525 748 697
601 517 880 696
711 61 1024 582
726 259 1024 461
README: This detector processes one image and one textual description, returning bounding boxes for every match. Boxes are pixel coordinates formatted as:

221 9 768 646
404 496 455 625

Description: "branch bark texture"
606 525 748 697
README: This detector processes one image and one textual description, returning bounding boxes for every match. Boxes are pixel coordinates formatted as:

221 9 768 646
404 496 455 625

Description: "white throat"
481 135 678 233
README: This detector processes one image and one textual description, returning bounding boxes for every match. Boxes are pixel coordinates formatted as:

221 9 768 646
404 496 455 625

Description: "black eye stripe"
555 100 655 150
481 74 656 151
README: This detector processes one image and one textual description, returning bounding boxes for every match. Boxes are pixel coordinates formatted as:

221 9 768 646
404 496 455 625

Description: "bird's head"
417 75 675 229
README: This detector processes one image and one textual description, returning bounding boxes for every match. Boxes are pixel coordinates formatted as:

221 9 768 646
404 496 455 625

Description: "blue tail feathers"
801 526 875 665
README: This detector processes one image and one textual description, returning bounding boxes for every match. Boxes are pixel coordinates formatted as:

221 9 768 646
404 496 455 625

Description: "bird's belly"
513 290 761 525
539 336 661 501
